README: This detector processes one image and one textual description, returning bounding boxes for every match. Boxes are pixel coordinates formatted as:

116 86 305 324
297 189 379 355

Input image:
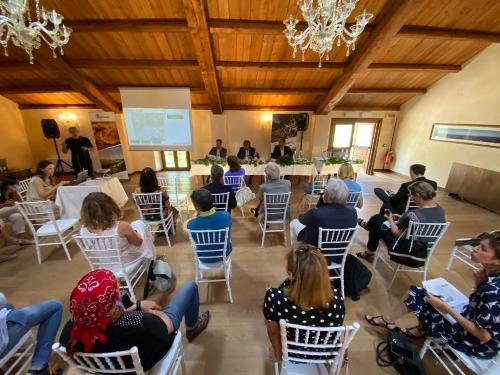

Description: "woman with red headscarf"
61 269 210 371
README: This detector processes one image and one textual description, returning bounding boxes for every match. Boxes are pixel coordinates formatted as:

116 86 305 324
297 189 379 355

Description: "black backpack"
343 254 372 301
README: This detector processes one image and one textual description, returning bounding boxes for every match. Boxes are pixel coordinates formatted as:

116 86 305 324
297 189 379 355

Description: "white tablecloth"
55 177 129 219
189 163 316 176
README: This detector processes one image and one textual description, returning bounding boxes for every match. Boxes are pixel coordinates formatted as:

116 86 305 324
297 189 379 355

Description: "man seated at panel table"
237 140 259 185
207 139 227 160
271 137 294 160
290 178 357 247
374 163 437 215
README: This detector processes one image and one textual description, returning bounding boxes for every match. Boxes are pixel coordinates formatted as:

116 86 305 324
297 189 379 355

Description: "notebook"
422 277 469 322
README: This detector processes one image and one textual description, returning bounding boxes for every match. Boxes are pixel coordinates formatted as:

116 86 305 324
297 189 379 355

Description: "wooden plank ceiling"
0 0 499 113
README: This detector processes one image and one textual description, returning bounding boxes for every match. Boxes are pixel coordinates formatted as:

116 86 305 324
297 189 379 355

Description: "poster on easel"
89 112 129 180
271 113 309 157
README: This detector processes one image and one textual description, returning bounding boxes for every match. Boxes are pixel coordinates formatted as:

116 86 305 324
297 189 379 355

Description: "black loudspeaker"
41 119 60 139
297 113 309 131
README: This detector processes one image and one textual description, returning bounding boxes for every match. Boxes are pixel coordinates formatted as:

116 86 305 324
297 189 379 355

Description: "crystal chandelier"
0 0 71 64
283 0 373 67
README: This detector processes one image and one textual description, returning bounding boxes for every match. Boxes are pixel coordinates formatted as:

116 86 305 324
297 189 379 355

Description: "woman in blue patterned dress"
365 231 500 359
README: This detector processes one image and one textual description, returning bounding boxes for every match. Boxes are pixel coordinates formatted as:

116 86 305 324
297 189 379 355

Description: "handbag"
235 186 256 207
0 308 10 353
376 328 426 375
143 258 174 298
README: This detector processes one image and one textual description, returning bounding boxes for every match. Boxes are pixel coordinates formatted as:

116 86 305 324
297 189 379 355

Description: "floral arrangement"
275 157 312 167
240 159 265 167
192 158 227 166
324 157 364 165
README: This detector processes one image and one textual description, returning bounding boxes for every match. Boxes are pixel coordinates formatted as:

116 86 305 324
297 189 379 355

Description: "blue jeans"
163 282 199 330
0 300 62 369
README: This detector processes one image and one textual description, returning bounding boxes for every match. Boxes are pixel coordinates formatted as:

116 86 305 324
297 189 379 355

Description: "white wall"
0 96 34 170
392 44 500 187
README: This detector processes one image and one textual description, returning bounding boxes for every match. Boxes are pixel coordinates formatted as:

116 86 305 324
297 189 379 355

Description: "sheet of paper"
422 277 469 315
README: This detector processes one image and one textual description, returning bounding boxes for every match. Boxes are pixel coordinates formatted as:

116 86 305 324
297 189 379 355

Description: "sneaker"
186 311 210 342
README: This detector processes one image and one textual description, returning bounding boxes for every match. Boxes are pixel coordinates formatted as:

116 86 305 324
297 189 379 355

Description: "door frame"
161 151 191 171
328 118 382 175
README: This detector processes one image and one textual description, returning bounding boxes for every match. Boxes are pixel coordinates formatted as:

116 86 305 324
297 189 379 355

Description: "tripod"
52 138 72 175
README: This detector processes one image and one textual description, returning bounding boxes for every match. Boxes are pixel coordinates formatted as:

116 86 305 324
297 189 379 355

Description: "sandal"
357 218 368 230
186 311 210 342
404 325 425 339
364 315 396 330
356 251 375 261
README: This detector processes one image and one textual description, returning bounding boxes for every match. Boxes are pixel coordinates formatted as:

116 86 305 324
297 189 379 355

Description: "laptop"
66 170 89 186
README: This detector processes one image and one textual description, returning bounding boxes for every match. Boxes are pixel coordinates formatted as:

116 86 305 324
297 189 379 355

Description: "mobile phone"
384 209 391 216
121 293 133 309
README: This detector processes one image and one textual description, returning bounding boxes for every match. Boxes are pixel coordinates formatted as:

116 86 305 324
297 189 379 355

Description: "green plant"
324 157 364 165
192 157 227 166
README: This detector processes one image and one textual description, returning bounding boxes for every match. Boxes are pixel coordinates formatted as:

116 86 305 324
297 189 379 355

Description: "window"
161 151 190 171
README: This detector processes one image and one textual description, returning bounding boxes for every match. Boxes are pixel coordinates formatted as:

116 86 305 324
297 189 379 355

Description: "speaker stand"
52 138 72 175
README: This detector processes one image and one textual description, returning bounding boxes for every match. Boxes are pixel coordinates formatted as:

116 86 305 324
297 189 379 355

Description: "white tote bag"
0 308 10 354
236 187 256 207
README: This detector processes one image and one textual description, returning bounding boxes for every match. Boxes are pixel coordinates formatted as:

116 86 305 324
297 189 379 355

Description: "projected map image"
124 108 192 148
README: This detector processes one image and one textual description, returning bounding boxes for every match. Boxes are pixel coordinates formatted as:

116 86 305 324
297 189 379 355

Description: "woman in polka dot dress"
263 243 345 362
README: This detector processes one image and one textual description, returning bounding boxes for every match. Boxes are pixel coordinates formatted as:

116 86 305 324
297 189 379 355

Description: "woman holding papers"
364 231 500 359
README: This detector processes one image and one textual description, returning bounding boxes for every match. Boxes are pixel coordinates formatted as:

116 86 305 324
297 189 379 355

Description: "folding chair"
223 175 246 217
404 196 419 212
15 178 31 201
52 330 186 375
373 221 450 289
132 192 175 247
318 227 357 299
303 174 328 208
15 200 77 264
346 191 361 209
447 238 479 271
275 320 360 375
260 192 291 248
0 331 36 375
212 192 230 211
187 228 233 303
420 336 499 375
158 176 190 223
73 233 149 300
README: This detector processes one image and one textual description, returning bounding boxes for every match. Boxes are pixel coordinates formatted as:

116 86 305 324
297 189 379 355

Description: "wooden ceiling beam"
397 26 500 43
221 88 329 95
224 105 316 112
68 59 199 70
0 86 73 94
18 104 99 110
65 19 189 33
182 0 222 114
333 106 400 111
348 88 427 94
33 47 121 113
369 63 460 72
216 61 345 72
317 0 425 114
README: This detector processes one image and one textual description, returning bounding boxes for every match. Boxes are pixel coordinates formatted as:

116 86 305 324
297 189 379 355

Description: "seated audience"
207 138 227 160
187 189 232 262
0 178 31 245
290 178 357 246
203 165 237 212
27 160 67 202
0 218 33 263
80 192 155 266
365 230 500 359
357 181 445 263
263 244 345 362
251 162 291 220
0 292 62 374
237 140 258 160
316 163 363 209
223 155 246 192
61 269 210 371
271 137 294 160
374 164 437 214
134 167 177 222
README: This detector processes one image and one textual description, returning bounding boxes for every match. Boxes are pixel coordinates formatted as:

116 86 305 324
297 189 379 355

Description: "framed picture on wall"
430 123 500 148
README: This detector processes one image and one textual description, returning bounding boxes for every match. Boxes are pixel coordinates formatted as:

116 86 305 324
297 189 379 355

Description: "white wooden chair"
132 192 175 247
223 175 246 217
15 200 77 264
260 192 291 248
373 221 450 289
0 331 36 375
52 330 186 375
187 228 233 303
420 336 500 375
73 233 149 300
274 320 360 375
303 175 328 208
404 196 419 212
318 227 357 299
158 176 190 223
15 178 31 201
346 191 361 209
447 240 479 271
212 192 230 211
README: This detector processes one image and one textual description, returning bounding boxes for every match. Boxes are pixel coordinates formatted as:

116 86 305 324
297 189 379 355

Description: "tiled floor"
2 171 498 374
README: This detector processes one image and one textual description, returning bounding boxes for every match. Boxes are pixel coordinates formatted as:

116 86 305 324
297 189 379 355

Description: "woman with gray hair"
290 178 357 246
203 164 237 212
251 162 291 219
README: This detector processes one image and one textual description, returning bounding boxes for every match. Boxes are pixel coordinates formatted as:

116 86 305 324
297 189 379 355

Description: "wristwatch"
136 300 141 311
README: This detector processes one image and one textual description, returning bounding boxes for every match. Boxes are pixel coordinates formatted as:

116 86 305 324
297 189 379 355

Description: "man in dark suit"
203 165 237 212
271 137 294 159
207 139 227 159
374 164 438 214
237 140 258 160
